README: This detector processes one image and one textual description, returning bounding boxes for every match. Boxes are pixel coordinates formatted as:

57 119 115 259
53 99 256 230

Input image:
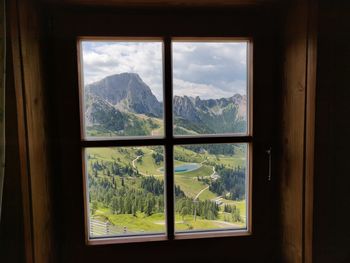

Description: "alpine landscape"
85 72 248 236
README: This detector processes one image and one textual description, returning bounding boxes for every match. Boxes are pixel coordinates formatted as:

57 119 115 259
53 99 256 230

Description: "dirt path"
131 149 156 176
131 155 150 176
210 166 216 177
194 164 217 200
194 186 209 200
132 155 142 169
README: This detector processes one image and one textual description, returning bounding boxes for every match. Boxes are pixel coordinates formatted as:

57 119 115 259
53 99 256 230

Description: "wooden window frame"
77 37 254 245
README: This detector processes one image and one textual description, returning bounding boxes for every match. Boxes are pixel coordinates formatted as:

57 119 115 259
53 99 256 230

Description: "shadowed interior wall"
279 0 317 262
0 38 25 263
8 0 56 262
313 1 350 262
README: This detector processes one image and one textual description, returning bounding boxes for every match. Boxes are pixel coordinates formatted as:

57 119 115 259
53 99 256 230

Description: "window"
79 38 252 244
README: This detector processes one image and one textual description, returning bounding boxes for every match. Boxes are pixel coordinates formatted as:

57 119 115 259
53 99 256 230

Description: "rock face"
85 93 127 131
173 96 202 123
173 94 247 134
84 72 247 136
86 73 163 117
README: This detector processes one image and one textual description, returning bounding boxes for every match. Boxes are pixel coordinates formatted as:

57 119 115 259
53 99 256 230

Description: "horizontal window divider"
81 138 166 147
81 136 253 148
172 136 253 145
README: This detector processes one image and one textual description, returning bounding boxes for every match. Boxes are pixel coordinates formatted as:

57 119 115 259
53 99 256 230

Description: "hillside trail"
131 149 155 176
194 186 209 200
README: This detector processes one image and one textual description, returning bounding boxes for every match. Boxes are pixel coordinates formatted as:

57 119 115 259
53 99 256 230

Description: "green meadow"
87 144 247 236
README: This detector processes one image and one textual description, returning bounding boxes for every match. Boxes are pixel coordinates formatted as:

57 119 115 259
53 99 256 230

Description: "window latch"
266 147 272 182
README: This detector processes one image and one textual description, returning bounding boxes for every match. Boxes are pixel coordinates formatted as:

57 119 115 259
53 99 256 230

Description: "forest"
87 144 247 236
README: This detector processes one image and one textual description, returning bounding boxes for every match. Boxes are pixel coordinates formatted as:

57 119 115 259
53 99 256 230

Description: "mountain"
85 93 127 132
85 92 161 137
173 94 247 135
84 72 246 136
86 73 163 117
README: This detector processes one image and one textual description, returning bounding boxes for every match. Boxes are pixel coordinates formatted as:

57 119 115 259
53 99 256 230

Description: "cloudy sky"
82 41 247 101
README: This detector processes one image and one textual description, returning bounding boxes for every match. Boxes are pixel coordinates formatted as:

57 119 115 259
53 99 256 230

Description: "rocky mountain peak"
85 72 162 117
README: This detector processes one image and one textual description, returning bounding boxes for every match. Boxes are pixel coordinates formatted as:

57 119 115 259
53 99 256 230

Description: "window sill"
174 229 251 240
86 229 251 245
87 234 168 245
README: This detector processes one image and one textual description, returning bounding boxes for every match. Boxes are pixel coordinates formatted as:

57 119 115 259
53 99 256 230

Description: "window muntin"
79 38 252 244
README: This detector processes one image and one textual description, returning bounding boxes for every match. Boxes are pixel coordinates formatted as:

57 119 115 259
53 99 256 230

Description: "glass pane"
80 41 164 139
173 41 248 136
85 146 166 238
174 143 248 233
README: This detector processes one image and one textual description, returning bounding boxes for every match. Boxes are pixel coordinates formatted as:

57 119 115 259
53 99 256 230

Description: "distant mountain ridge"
173 94 246 134
85 73 247 136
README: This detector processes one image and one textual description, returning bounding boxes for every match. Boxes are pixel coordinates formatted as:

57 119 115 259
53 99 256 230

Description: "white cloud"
82 41 164 101
172 42 247 97
81 41 247 102
173 78 246 99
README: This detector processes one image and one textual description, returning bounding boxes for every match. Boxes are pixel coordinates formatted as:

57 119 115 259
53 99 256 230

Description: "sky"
82 41 247 101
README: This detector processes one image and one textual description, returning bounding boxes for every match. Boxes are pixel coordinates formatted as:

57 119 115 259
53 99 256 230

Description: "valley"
84 72 248 237
87 144 247 236
84 73 247 137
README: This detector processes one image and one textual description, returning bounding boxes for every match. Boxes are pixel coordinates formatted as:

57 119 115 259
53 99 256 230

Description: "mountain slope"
84 72 246 137
85 93 160 137
173 94 247 135
86 73 163 117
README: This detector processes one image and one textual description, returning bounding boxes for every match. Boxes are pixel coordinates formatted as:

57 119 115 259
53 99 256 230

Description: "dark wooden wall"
46 6 281 263
0 35 25 263
3 0 350 262
279 0 317 262
41 0 277 7
313 1 350 262
5 0 56 262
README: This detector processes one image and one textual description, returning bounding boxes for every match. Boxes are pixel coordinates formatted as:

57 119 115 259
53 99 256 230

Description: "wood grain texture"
279 0 317 262
41 0 278 7
9 0 34 261
313 1 350 262
304 0 317 262
0 28 25 263
48 7 281 263
10 0 56 262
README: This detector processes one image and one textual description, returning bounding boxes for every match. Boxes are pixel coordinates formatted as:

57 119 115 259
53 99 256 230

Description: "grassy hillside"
86 144 247 236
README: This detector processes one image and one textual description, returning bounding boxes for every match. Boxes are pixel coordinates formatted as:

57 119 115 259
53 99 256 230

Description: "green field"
133 147 164 177
87 144 247 236
92 207 245 235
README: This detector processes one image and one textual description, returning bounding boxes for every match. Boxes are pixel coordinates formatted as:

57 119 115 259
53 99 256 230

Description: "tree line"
223 204 242 222
89 174 164 216
89 166 186 217
182 144 236 155
90 160 139 178
175 197 220 220
209 165 246 200
141 176 185 198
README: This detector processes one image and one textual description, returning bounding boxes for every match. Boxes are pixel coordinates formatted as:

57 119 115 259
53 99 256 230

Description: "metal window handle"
266 147 272 182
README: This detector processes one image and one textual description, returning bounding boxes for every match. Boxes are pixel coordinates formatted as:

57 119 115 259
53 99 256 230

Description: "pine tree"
90 201 98 215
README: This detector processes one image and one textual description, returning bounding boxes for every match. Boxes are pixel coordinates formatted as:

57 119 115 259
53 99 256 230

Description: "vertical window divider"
164 37 174 240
